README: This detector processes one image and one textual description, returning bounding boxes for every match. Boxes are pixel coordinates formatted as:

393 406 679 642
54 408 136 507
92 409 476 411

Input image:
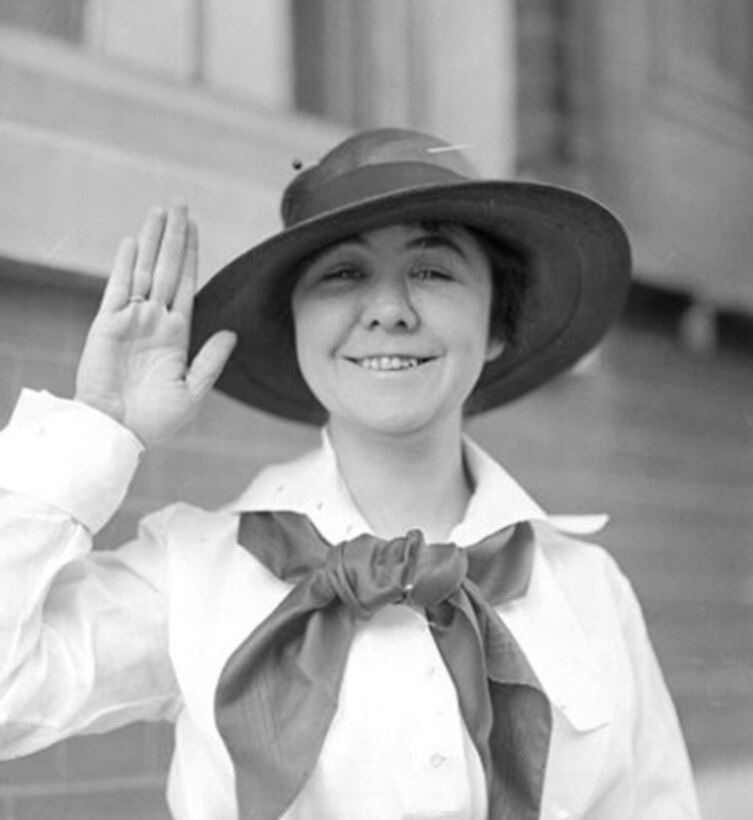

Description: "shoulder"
129 444 325 572
224 446 327 512
524 523 658 698
135 500 235 540
531 520 638 623
533 520 620 575
127 502 241 582
136 443 324 542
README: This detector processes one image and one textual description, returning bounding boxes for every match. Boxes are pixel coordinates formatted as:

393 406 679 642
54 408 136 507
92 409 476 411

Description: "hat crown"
315 128 478 177
281 128 479 228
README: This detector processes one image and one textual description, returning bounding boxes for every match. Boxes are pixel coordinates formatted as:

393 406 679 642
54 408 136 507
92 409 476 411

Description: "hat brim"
190 180 631 424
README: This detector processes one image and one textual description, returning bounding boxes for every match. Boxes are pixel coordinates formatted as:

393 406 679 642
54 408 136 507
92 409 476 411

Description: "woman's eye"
412 267 451 281
321 266 362 282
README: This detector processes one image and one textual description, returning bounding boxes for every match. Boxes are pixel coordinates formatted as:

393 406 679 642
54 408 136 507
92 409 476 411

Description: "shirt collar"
227 430 615 735
227 429 607 545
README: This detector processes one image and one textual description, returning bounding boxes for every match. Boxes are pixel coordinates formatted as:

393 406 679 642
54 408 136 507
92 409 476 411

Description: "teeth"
357 356 423 371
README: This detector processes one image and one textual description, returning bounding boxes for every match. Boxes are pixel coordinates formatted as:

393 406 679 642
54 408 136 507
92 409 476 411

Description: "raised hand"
75 202 237 448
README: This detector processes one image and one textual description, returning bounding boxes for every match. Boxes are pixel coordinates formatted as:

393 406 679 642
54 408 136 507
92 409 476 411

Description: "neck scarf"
215 511 552 820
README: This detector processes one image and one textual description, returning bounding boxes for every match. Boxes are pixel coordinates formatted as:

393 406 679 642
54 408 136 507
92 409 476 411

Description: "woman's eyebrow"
307 235 367 266
305 231 469 268
296 241 358 277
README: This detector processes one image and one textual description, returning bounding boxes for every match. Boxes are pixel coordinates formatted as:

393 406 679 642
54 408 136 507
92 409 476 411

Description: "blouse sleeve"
0 390 180 759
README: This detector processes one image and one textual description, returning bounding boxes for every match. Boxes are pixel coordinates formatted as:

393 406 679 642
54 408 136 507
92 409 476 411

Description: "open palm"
75 203 236 447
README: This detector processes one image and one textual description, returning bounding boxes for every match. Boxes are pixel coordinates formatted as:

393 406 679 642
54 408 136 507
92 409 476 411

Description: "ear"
485 336 505 362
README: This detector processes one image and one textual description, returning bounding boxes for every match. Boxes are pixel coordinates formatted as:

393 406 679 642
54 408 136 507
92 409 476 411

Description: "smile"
347 355 434 371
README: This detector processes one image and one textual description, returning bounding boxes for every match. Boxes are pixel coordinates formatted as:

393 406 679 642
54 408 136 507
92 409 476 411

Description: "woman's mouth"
347 355 434 371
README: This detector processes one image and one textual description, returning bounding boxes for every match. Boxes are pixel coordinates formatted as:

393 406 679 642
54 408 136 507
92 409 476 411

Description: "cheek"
290 294 317 380
292 312 327 403
291 287 325 348
291 306 322 380
291 300 352 415
453 292 495 352
291 295 348 373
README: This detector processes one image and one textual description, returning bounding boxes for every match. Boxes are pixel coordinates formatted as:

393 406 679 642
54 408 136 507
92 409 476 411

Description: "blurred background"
0 1 751 818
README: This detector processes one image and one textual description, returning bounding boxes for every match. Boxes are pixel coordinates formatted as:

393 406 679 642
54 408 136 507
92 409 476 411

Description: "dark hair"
272 220 530 351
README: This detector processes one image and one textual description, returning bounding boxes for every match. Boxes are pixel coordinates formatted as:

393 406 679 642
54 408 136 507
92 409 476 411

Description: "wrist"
0 390 144 531
73 388 125 425
72 391 148 449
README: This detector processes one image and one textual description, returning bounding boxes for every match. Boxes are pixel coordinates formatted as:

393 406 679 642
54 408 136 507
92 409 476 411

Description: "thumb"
185 330 237 401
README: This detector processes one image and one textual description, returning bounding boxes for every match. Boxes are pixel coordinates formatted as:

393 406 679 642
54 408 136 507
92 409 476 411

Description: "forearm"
0 391 176 756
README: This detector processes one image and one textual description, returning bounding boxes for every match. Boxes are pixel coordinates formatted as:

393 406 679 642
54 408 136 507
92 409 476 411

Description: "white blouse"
0 390 700 820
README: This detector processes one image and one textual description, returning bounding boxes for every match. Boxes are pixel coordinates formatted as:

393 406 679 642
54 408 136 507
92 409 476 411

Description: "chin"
333 398 459 438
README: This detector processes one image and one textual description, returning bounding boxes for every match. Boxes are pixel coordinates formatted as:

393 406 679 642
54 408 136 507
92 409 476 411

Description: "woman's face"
291 223 503 437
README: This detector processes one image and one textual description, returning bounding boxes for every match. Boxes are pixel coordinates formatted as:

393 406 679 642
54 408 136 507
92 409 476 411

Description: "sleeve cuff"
0 390 144 532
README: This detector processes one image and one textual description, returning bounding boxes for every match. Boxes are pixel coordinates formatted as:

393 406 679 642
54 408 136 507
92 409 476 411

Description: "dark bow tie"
215 512 552 820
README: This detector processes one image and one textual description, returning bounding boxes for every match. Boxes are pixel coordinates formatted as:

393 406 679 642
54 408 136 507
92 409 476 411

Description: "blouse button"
429 753 447 769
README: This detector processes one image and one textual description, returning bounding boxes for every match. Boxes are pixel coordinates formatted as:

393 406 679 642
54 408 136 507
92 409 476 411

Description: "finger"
132 206 167 298
171 219 199 321
100 237 137 314
151 201 189 306
185 330 237 401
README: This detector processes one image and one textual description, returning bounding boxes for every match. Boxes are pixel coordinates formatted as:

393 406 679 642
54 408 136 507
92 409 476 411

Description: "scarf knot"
217 511 551 820
323 529 468 618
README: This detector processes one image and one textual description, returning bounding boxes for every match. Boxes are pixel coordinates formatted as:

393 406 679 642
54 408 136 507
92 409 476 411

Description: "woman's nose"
360 278 419 331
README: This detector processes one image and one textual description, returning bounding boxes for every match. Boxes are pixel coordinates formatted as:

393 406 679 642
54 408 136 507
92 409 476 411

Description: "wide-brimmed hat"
190 128 631 424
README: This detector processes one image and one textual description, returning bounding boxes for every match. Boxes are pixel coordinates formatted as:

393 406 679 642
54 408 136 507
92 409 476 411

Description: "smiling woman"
0 127 701 820
291 223 502 448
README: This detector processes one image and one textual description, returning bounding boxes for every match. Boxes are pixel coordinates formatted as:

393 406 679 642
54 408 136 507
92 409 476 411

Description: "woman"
0 129 699 819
